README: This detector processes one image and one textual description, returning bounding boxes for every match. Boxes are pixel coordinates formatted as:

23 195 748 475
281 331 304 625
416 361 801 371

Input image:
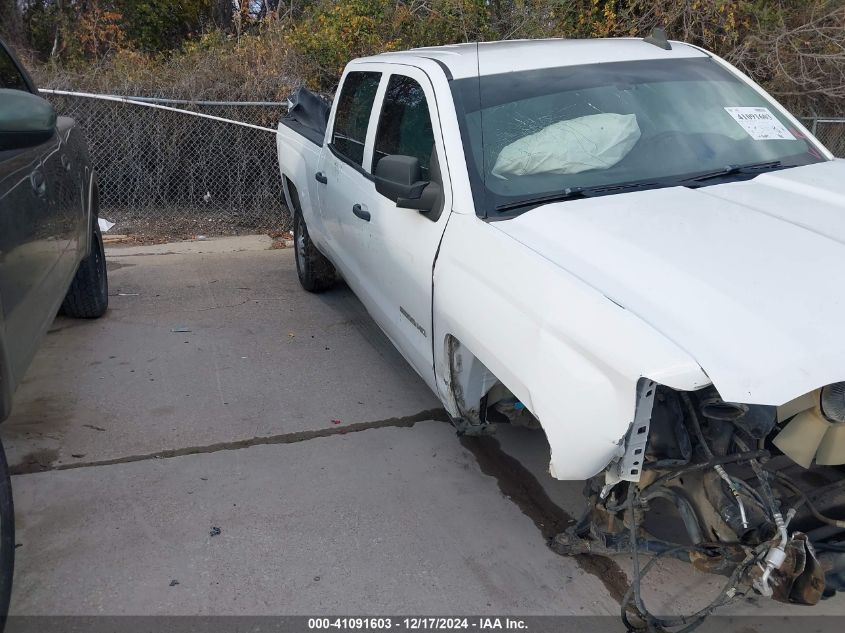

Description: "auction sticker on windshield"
724 106 794 140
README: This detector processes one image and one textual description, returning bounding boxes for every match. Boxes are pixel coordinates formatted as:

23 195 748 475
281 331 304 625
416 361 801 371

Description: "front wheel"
61 223 109 318
293 211 336 293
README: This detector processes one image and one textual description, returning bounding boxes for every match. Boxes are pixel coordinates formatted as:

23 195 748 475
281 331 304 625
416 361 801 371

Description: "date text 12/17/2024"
307 618 528 631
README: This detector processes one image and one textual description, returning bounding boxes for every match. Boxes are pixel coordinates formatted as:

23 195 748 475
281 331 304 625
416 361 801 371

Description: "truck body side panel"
432 212 709 480
276 123 329 251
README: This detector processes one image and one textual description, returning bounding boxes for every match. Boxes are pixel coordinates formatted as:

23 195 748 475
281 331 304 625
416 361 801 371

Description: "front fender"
433 213 709 480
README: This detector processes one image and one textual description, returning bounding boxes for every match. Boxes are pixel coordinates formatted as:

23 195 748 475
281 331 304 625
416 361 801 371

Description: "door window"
372 75 435 179
0 45 28 91
331 71 381 166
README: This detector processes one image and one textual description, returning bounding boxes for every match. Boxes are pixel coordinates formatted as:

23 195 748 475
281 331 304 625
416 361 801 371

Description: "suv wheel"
61 222 109 318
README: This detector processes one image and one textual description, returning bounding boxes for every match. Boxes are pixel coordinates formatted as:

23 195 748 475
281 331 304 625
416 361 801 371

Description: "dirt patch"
2 394 71 437
10 448 60 475
106 261 135 271
101 210 291 243
47 321 86 335
460 435 574 538
573 551 630 604
460 434 630 604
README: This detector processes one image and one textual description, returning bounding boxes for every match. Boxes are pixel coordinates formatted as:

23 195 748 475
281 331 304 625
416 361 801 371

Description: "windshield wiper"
493 161 788 213
681 160 784 185
494 180 664 213
495 187 589 213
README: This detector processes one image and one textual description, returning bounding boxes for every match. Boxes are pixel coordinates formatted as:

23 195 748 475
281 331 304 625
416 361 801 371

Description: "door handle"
352 203 370 222
315 172 328 184
61 154 72 172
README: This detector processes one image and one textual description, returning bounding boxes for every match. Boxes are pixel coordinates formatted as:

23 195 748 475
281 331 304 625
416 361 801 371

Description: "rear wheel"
0 436 14 631
61 223 109 318
293 210 336 293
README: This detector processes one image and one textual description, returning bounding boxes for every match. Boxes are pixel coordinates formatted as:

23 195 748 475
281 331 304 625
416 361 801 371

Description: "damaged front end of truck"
552 379 845 629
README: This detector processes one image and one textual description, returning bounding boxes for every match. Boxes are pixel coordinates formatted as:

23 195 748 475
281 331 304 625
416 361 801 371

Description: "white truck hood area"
494 159 845 406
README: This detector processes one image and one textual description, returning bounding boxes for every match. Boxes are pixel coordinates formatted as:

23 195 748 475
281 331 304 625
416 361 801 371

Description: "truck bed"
279 118 323 146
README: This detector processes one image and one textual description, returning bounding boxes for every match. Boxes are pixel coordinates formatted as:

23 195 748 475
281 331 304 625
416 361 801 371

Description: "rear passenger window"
373 75 435 179
331 71 381 167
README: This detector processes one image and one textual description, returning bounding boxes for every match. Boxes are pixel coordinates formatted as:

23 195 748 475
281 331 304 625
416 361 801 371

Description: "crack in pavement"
10 408 450 476
12 405 629 607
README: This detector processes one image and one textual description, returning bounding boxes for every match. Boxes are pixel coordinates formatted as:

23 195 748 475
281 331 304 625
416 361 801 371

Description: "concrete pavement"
3 235 438 471
2 235 843 624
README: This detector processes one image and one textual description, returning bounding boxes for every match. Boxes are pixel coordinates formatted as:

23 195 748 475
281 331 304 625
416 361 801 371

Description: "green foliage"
287 0 574 90
12 0 845 116
20 0 212 60
287 0 402 90
119 0 211 52
21 1 66 56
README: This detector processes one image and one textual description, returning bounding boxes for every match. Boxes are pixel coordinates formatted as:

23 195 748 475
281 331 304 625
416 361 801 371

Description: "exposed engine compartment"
487 382 845 631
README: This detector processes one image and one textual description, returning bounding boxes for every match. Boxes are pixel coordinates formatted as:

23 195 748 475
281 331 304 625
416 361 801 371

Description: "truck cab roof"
354 38 710 80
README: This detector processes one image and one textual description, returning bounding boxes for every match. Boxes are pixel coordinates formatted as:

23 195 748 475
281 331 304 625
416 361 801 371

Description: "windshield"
450 57 826 217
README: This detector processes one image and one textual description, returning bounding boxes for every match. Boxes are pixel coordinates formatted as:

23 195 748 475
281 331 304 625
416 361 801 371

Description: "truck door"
351 69 453 391
315 70 382 300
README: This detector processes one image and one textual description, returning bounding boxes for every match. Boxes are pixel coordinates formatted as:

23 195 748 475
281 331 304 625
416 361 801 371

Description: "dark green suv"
0 39 108 623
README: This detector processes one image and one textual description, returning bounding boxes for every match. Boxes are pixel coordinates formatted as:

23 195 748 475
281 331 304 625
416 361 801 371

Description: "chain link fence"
804 118 845 158
42 91 291 237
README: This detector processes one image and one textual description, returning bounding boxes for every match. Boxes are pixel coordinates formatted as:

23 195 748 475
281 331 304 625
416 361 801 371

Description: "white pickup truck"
278 35 845 614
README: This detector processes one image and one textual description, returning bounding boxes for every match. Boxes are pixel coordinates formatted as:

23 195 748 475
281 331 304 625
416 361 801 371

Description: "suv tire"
61 222 109 318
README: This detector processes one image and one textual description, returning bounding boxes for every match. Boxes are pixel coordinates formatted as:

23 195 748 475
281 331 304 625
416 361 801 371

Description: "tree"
0 0 25 45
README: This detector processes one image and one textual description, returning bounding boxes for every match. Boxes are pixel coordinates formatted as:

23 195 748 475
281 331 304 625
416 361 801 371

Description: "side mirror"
0 89 57 151
374 154 441 214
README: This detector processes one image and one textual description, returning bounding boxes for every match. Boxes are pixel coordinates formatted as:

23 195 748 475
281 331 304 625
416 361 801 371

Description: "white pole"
39 89 278 133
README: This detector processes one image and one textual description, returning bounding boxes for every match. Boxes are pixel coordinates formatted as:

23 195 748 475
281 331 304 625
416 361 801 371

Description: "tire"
293 210 336 293
0 436 14 632
61 222 109 318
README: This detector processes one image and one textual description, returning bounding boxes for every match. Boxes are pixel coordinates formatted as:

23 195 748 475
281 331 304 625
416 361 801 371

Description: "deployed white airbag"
492 113 641 179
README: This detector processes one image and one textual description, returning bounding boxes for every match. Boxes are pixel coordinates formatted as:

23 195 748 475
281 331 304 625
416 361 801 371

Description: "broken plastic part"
286 87 330 133
579 381 845 626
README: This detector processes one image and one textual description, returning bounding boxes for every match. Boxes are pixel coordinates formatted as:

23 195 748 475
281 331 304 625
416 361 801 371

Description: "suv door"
354 69 452 389
0 42 63 384
315 69 382 300
53 117 87 273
